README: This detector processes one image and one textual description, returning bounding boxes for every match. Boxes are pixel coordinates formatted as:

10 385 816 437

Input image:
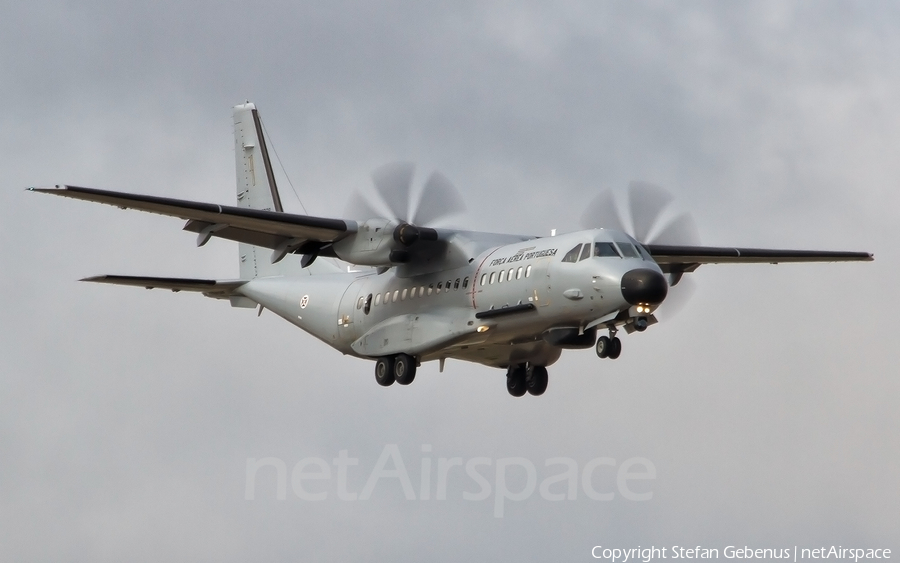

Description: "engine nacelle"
332 219 438 266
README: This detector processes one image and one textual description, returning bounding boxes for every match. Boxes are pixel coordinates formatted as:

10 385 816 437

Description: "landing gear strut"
596 329 622 360
507 363 548 397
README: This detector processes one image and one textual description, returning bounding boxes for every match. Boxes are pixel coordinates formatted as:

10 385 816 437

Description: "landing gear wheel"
596 336 611 359
394 354 417 385
608 337 622 360
506 365 527 397
526 365 548 396
375 357 395 386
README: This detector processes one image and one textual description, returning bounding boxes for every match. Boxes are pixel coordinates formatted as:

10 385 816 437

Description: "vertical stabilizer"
233 102 303 278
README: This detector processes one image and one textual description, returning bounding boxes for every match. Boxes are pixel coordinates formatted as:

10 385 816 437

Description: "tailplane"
233 102 303 278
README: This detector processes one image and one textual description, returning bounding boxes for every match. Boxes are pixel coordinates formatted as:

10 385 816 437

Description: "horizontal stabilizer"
81 275 247 299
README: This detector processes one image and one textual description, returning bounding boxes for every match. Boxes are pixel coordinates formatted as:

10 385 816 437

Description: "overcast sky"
2 1 897 561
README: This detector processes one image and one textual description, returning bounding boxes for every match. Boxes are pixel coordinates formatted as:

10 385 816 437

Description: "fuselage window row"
479 264 531 287
361 277 469 309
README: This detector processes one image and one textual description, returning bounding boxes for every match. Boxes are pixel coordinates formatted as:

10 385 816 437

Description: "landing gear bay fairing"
32 103 873 397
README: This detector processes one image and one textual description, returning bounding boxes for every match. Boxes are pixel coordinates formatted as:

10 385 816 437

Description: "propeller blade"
628 181 673 243
655 276 696 321
344 189 383 221
412 171 467 226
581 190 626 232
647 212 701 246
371 162 415 222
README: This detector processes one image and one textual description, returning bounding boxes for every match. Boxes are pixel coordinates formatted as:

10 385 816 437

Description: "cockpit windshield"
593 242 620 257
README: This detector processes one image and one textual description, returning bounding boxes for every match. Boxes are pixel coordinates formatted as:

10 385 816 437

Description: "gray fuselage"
237 228 665 370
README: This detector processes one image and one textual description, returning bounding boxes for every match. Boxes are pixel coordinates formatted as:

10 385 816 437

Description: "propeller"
581 181 701 318
346 161 467 227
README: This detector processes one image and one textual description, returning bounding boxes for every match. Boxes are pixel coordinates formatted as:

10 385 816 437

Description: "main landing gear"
506 364 549 397
595 329 622 360
374 353 417 387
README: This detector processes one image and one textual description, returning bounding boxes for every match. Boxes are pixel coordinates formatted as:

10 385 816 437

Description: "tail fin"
233 102 303 278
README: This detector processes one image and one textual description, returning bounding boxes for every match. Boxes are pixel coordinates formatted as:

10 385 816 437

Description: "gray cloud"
2 1 896 560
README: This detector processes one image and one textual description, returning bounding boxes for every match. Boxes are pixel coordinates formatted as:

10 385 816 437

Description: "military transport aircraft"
32 102 873 397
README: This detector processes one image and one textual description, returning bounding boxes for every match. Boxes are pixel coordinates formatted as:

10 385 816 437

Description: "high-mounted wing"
30 185 354 257
647 244 873 273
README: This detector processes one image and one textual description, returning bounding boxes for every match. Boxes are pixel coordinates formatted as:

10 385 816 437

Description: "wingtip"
28 185 66 193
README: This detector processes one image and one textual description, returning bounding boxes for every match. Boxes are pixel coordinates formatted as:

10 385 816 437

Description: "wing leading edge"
30 185 354 255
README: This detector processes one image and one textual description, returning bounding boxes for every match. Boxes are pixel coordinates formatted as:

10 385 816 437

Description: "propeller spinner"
581 181 701 318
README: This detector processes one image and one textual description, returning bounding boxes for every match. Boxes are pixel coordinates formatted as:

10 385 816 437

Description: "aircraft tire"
526 365 548 396
375 357 395 386
595 336 611 358
608 337 622 360
394 354 417 385
506 365 527 397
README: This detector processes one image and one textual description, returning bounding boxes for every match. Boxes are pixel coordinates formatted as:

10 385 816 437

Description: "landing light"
477 325 490 333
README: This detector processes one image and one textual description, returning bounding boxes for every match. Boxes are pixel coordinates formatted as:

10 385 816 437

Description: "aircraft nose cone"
621 268 668 305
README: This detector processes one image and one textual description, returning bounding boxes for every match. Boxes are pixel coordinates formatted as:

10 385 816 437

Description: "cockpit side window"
617 242 640 258
594 242 620 258
578 243 592 261
636 244 654 261
562 244 582 263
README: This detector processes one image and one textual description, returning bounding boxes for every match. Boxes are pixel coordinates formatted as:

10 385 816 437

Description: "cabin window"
357 296 365 310
401 288 408 300
516 267 523 280
463 277 469 288
562 244 582 263
393 290 400 302
579 243 592 261
454 278 460 290
446 280 452 292
437 281 443 292
384 292 391 304
497 270 504 283
428 284 434 295
480 274 487 286
594 242 620 257
364 294 372 315
420 286 425 297
375 293 382 306
489 272 496 284
525 265 532 278
508 268 515 281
